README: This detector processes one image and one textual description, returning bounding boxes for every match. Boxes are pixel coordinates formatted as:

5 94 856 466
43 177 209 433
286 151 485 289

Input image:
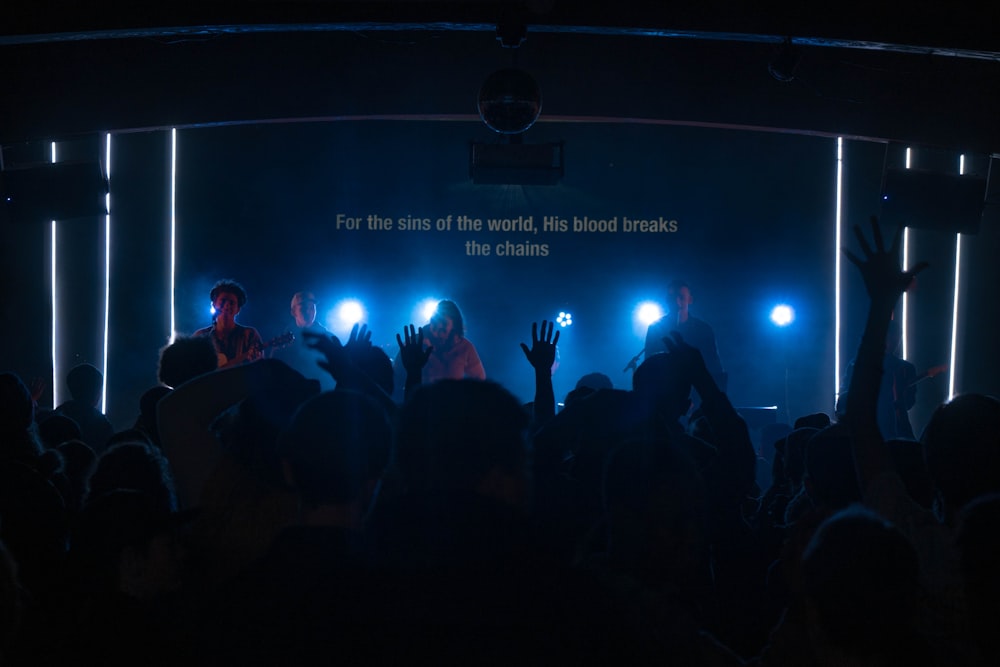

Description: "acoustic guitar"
217 331 295 368
908 364 948 389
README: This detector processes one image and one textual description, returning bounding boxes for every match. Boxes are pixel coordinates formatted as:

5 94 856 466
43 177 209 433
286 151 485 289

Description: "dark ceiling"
2 1 999 152
4 1 999 52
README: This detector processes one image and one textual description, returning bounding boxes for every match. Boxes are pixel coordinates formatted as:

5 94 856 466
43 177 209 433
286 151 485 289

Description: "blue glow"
557 311 573 327
417 298 440 323
770 304 795 327
636 302 663 326
338 299 365 326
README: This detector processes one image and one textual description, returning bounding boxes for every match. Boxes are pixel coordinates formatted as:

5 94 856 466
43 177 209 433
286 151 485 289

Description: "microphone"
623 347 646 373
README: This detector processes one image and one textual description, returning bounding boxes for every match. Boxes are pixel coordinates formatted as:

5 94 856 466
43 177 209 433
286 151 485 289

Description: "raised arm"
303 327 396 414
343 322 373 360
520 320 560 427
395 324 432 403
842 217 928 489
664 331 755 493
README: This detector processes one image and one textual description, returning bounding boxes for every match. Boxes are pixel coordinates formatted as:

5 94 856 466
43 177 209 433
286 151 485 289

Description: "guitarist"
271 291 335 390
194 279 265 369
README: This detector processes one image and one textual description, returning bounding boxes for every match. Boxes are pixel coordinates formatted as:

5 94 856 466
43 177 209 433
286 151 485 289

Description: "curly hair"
209 279 248 308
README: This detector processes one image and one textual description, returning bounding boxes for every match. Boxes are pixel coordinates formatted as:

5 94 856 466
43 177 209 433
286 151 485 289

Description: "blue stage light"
337 299 365 326
770 304 795 327
636 302 663 326
418 298 440 323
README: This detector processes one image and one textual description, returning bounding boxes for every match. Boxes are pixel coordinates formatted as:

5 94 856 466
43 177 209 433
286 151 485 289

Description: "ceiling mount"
768 37 801 82
495 7 528 48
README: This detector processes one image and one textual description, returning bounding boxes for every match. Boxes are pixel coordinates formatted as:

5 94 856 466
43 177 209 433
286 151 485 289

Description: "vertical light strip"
101 133 112 413
834 137 844 404
948 154 965 399
949 233 961 400
50 142 59 407
901 227 909 360
170 128 178 341
900 146 912 362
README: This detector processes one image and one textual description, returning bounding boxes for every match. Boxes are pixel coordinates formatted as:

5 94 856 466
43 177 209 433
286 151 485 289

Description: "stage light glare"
557 311 573 327
338 299 365 325
419 298 440 323
771 304 795 327
636 302 663 326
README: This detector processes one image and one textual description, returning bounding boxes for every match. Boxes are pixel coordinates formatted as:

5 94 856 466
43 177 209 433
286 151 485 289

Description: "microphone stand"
623 347 646 373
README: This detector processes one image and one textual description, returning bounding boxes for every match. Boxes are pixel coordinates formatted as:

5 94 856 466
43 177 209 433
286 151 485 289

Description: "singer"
643 280 726 390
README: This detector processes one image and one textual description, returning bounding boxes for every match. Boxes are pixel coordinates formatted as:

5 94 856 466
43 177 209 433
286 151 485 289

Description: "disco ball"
477 68 542 135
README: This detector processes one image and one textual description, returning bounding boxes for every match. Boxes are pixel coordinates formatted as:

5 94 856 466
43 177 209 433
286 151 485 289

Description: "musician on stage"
644 280 726 390
194 279 264 369
271 290 335 390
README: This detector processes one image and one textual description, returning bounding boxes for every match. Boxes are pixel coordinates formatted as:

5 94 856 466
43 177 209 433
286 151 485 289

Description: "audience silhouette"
54 363 114 454
2 230 999 665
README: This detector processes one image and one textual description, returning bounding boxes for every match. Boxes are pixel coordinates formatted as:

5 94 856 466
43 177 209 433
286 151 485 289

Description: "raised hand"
302 330 350 379
344 323 373 354
343 322 373 368
521 320 559 425
842 217 930 487
843 216 929 306
396 324 432 375
520 320 559 373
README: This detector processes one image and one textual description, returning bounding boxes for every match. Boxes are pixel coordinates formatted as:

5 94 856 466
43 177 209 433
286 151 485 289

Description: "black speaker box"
880 167 986 234
469 141 564 185
1 161 109 223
